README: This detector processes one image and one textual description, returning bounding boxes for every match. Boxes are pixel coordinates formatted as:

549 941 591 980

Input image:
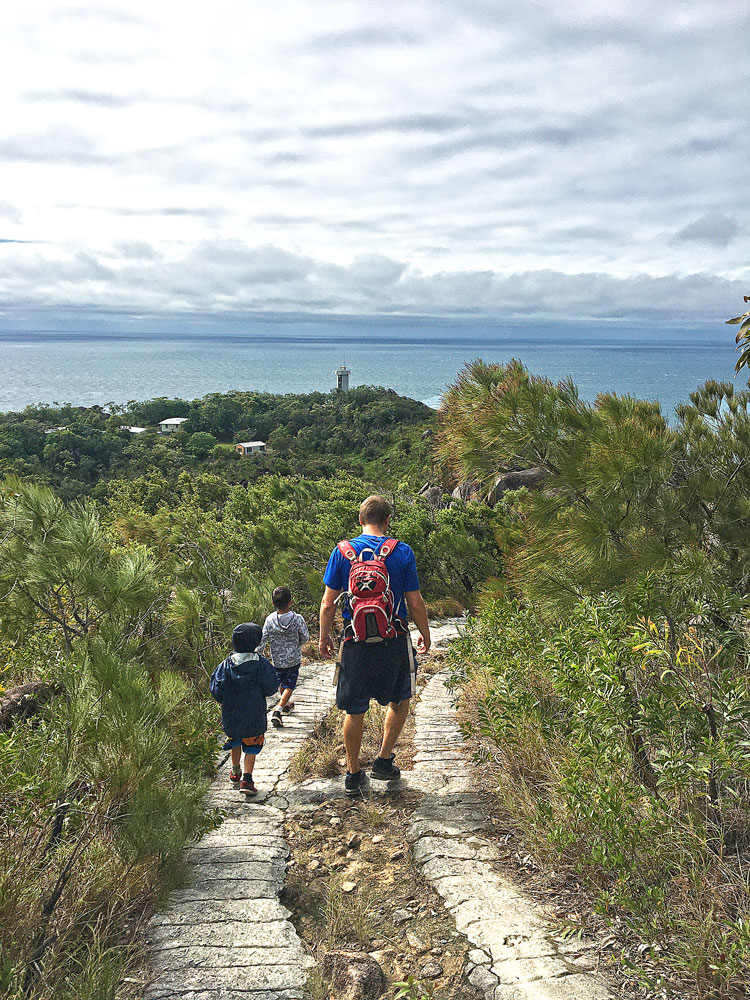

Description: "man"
319 494 431 796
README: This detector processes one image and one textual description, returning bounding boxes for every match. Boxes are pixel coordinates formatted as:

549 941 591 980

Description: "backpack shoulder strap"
378 538 399 558
337 540 358 562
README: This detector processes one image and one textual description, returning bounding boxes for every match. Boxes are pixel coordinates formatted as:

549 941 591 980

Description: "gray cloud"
110 240 161 260
112 206 225 218
0 127 103 164
0 239 744 324
671 213 740 248
307 113 468 139
52 5 147 26
24 88 137 108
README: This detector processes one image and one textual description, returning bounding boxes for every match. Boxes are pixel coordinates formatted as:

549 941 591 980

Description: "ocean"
0 321 740 417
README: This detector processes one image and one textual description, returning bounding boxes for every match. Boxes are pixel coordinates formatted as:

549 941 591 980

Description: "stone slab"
149 898 290 926
145 961 309 997
187 846 288 865
150 945 311 971
144 992 302 1000
148 920 298 951
414 837 498 865
492 973 612 1000
184 861 285 883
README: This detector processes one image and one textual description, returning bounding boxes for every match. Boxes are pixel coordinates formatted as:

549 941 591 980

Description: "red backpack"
337 537 401 642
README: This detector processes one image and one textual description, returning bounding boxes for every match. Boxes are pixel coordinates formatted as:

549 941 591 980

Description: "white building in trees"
158 417 188 434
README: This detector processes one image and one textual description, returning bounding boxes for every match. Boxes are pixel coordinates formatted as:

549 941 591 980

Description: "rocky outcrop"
451 481 482 502
486 466 549 505
0 682 60 730
450 467 549 506
417 482 451 509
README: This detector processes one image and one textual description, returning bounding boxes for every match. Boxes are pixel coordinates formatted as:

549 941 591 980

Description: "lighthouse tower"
335 365 351 391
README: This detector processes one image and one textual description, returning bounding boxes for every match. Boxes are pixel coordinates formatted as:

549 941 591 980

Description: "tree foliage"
0 387 435 499
440 356 750 994
727 295 750 374
436 359 750 627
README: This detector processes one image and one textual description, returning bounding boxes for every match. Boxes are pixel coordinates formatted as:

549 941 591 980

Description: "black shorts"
336 631 415 715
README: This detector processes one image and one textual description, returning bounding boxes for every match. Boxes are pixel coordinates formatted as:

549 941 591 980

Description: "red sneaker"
240 776 257 796
229 767 241 785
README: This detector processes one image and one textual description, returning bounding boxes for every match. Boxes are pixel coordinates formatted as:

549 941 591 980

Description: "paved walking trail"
409 667 610 999
145 623 612 999
145 664 337 1000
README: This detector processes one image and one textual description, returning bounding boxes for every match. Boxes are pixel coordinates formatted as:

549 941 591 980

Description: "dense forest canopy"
0 386 435 499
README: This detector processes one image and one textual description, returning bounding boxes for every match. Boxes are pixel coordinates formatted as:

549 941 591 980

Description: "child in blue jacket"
210 622 278 796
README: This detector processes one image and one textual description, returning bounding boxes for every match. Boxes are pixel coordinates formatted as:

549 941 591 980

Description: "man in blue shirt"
319 494 431 796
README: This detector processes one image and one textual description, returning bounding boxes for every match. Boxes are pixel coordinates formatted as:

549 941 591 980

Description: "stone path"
146 620 612 1000
145 662 336 1000
408 668 612 1000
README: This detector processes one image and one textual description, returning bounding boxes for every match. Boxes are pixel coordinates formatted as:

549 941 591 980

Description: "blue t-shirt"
323 534 420 621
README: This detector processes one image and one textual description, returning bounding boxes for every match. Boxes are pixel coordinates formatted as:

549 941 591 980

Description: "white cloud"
0 0 748 326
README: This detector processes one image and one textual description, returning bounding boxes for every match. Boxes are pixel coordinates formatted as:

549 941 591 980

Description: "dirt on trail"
282 645 484 1000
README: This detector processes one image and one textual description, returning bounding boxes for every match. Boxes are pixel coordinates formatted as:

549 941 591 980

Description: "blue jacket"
210 651 278 737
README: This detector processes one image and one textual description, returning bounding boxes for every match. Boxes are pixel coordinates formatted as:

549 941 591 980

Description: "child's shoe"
271 708 283 728
240 775 257 796
282 701 294 714
229 766 241 785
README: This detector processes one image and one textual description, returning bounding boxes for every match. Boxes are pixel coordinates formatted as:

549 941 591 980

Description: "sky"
1 0 749 331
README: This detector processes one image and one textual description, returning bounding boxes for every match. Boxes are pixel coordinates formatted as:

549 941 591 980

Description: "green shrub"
453 596 750 996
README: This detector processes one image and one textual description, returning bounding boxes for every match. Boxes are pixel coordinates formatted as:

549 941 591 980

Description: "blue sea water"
0 320 740 417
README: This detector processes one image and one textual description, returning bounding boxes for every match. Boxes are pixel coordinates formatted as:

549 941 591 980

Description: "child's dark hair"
272 585 292 610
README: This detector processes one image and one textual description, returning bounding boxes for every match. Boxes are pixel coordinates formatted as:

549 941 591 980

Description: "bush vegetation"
439 359 750 996
0 483 220 999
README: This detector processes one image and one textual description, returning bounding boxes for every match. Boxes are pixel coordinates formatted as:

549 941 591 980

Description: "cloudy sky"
1 0 748 329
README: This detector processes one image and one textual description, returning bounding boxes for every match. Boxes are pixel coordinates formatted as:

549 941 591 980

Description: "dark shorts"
336 631 415 715
275 665 300 691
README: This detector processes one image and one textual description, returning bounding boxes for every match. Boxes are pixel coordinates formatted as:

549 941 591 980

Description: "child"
260 586 309 728
210 622 278 796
